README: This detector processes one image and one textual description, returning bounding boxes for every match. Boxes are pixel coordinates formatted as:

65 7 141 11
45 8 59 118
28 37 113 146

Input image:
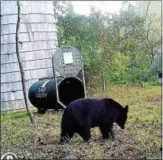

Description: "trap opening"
58 77 85 106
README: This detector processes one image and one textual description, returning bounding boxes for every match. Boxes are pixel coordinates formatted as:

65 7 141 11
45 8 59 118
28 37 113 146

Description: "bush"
150 54 162 74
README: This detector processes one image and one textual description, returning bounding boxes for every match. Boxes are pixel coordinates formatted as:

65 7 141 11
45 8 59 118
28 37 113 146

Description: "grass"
1 85 162 159
1 109 37 121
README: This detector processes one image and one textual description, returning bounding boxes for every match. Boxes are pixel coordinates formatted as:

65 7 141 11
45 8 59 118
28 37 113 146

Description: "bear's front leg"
100 121 114 140
99 125 109 140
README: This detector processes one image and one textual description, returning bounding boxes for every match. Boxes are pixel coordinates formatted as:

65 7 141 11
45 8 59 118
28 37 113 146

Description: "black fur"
60 98 129 143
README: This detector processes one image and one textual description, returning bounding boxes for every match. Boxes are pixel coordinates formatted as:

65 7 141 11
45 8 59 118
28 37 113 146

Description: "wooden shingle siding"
1 1 17 14
1 40 57 54
1 48 55 64
1 44 16 55
1 89 33 102
1 99 32 111
1 32 57 44
1 81 23 93
20 1 54 14
1 91 24 102
1 68 53 83
21 14 55 23
1 15 18 24
1 23 57 35
1 79 38 93
1 100 25 111
1 58 52 73
1 1 58 111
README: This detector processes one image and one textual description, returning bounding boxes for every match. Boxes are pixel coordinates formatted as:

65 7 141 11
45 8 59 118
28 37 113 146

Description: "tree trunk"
53 0 57 22
151 53 155 64
145 1 150 19
16 0 36 128
102 71 106 92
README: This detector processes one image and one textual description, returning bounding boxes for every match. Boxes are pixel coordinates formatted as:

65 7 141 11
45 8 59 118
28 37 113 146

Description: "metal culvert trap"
58 77 85 106
28 46 86 113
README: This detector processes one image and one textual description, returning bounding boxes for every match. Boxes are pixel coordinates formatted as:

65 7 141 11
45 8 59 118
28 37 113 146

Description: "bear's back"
64 98 107 127
65 98 105 116
67 98 105 110
67 98 123 113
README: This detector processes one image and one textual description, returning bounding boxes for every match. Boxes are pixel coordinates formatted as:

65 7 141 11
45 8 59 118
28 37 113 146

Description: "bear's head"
116 105 128 129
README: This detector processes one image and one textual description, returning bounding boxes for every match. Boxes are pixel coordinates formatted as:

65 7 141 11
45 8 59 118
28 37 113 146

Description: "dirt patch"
147 97 161 105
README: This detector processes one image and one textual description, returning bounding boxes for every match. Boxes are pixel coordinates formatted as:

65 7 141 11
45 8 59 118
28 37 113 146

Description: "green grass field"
1 85 162 159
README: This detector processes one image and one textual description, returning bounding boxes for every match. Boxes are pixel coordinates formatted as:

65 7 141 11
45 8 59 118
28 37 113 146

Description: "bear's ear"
124 105 129 112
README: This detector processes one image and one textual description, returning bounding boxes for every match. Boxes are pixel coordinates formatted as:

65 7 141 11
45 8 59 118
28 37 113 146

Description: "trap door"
52 46 86 108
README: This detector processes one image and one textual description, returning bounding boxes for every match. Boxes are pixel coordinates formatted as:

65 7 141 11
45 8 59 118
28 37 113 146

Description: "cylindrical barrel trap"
28 46 86 112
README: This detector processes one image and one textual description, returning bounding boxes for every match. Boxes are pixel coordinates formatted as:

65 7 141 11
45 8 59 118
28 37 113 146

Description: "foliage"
56 2 161 88
151 53 162 73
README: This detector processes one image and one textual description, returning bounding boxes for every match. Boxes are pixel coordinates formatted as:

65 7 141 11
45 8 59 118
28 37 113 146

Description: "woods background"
56 1 161 93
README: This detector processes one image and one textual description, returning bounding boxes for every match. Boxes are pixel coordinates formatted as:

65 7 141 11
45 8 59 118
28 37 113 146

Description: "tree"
56 1 161 87
16 0 36 128
134 1 161 64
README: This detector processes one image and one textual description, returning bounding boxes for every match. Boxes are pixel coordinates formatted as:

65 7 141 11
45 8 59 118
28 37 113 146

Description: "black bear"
60 98 129 143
